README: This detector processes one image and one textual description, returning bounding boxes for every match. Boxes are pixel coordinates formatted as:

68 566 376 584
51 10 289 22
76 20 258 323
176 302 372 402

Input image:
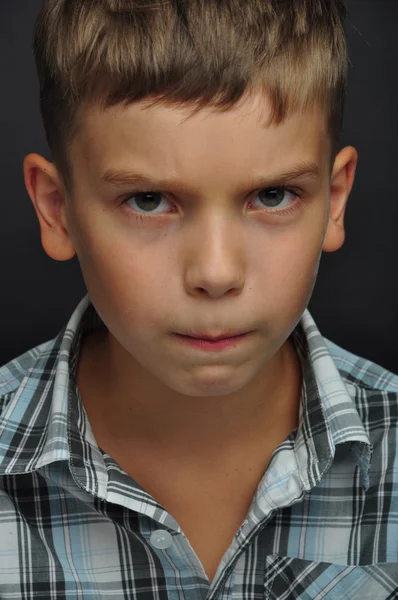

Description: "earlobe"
322 146 358 253
23 153 76 261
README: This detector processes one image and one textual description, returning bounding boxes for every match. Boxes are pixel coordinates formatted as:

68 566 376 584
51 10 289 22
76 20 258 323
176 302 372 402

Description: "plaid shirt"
1 293 398 599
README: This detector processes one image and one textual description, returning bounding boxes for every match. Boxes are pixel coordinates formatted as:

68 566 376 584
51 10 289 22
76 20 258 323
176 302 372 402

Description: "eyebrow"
100 160 320 193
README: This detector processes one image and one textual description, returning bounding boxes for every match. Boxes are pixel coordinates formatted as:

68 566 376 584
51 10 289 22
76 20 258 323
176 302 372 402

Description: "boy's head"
24 0 357 399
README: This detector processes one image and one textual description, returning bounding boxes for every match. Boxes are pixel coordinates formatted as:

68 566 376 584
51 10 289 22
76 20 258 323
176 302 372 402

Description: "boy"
1 0 397 597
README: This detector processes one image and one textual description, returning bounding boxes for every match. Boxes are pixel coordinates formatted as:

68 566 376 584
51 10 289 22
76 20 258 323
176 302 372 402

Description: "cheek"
85 242 172 330
257 226 323 316
70 207 177 330
253 218 322 277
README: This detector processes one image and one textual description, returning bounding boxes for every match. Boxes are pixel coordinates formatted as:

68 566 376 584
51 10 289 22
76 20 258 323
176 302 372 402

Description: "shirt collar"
0 293 371 491
290 311 372 491
0 294 107 495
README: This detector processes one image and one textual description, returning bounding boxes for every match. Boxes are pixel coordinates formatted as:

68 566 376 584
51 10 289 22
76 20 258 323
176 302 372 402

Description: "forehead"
73 92 330 187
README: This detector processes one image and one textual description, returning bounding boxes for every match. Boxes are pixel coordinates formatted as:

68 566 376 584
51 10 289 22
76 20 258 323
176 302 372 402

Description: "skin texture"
23 90 358 470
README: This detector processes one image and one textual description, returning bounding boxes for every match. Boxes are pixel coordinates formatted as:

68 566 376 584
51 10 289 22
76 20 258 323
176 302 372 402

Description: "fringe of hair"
33 0 349 195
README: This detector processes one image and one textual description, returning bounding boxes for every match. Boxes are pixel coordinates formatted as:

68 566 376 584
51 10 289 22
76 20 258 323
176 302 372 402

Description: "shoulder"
0 337 60 416
324 336 398 433
324 336 398 392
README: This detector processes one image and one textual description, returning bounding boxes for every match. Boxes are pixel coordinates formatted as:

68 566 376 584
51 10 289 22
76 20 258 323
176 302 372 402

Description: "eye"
250 187 303 216
123 191 171 215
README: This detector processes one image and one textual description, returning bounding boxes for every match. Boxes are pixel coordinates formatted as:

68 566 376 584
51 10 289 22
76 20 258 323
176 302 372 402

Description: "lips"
182 331 249 341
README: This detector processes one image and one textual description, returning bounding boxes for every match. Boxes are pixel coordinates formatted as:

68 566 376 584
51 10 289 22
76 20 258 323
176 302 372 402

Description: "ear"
322 146 358 253
23 153 76 261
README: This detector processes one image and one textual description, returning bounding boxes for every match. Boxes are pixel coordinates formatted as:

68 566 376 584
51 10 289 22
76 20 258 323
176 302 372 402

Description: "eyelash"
119 186 306 222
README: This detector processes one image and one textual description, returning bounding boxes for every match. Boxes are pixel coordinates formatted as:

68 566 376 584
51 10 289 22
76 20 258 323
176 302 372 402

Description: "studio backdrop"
0 0 397 373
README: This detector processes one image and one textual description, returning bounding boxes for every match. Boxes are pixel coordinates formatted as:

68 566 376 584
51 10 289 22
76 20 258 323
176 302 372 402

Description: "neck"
76 329 302 463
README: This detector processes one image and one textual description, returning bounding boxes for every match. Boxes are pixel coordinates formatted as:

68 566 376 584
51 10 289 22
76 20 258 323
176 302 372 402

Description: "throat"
76 332 302 460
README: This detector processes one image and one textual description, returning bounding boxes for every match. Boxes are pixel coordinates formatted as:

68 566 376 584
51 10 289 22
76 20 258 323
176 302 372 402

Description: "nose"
184 216 245 299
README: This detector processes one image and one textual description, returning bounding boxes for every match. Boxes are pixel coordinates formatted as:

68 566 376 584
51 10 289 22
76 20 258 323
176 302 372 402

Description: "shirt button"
150 529 173 549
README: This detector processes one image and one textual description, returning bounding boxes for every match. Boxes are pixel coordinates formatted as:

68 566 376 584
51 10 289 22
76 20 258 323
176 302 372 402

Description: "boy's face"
29 90 357 399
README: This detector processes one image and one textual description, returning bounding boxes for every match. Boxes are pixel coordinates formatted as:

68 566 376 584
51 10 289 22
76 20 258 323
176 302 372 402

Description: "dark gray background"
0 0 397 372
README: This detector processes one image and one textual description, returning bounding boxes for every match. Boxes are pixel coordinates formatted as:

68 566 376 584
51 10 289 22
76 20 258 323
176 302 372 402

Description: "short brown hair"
33 0 349 196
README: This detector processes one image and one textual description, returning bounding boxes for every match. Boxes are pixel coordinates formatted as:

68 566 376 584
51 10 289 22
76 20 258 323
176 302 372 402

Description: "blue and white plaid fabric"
1 293 398 599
